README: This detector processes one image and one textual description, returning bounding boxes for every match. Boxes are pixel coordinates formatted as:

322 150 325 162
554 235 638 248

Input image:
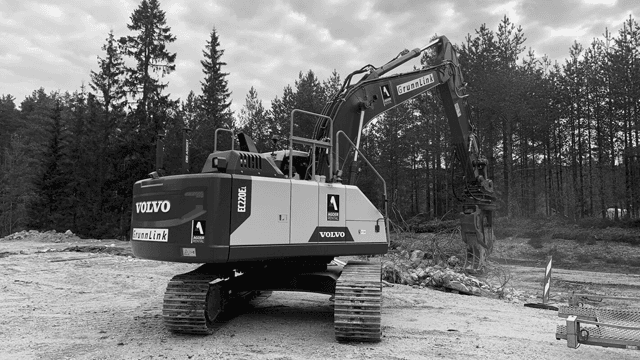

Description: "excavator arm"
314 36 496 271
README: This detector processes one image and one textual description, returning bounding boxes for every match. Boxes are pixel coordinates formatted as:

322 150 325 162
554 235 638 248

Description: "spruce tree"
29 100 72 230
0 133 33 236
89 32 129 236
118 0 177 223
121 0 176 133
0 95 20 153
190 27 233 169
200 27 232 128
90 30 127 124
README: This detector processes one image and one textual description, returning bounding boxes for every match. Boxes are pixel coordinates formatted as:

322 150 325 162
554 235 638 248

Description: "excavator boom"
314 35 496 270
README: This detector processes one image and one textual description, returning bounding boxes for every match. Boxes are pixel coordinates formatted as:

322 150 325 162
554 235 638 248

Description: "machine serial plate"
181 248 196 257
132 228 168 242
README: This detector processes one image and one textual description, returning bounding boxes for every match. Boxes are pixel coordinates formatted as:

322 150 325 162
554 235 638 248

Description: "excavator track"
334 261 382 342
162 270 229 335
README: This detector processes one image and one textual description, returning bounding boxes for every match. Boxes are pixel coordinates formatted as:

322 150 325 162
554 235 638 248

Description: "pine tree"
322 70 342 102
270 85 295 144
294 70 324 138
238 87 272 151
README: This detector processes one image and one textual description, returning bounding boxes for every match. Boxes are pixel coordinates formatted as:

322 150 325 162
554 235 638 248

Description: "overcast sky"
1 0 639 114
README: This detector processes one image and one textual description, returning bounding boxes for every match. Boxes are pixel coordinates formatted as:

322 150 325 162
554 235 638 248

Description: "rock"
382 261 403 283
410 250 425 263
65 230 73 235
442 273 454 283
468 286 482 296
399 271 414 285
447 256 460 267
418 259 434 268
446 280 470 294
430 271 445 286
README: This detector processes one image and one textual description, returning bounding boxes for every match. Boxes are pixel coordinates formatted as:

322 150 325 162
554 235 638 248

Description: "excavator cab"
268 149 309 179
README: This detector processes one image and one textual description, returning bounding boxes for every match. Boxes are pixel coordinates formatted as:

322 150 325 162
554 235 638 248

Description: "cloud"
1 0 639 114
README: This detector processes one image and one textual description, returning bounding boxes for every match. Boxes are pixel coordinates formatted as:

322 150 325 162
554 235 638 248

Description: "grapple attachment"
460 204 495 272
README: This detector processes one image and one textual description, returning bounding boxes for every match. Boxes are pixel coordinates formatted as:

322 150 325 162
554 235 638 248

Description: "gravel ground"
1 235 639 359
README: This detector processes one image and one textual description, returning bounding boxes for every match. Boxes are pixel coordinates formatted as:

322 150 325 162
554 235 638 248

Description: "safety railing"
288 109 333 180
335 130 389 243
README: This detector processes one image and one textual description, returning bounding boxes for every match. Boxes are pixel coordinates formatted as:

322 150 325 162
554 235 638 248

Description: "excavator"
130 35 496 342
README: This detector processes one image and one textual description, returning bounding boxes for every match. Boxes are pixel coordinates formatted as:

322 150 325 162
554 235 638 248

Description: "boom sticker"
397 74 434 95
380 84 392 106
327 194 339 221
454 102 462 117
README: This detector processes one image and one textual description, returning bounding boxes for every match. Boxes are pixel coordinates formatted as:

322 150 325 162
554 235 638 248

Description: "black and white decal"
308 227 354 242
135 200 171 213
327 194 339 221
397 74 434 95
237 186 247 212
380 84 392 106
230 178 252 234
191 220 206 243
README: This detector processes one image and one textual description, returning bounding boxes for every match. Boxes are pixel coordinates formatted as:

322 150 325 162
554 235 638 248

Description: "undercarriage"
161 259 382 342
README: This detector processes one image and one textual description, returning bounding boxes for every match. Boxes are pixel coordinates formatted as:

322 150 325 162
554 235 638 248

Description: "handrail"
288 109 333 180
214 128 235 152
335 130 390 244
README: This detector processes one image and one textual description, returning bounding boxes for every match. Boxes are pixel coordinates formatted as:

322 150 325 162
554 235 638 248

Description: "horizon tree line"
0 1 638 239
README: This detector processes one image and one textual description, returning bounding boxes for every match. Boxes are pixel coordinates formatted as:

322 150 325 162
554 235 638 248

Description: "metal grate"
239 153 262 169
597 308 640 325
557 324 640 344
559 306 640 326
559 306 597 320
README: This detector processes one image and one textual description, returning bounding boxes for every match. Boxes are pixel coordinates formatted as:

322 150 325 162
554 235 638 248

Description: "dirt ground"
2 236 640 360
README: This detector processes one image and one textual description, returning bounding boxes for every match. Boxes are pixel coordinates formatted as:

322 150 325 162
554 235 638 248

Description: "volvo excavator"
130 35 496 342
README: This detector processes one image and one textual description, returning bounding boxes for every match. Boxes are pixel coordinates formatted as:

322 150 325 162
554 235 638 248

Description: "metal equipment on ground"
556 293 640 350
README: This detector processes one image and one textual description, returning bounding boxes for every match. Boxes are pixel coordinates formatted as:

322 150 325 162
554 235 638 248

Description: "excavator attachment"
460 205 494 272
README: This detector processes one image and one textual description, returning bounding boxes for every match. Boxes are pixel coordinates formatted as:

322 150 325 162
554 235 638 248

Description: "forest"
0 0 639 239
